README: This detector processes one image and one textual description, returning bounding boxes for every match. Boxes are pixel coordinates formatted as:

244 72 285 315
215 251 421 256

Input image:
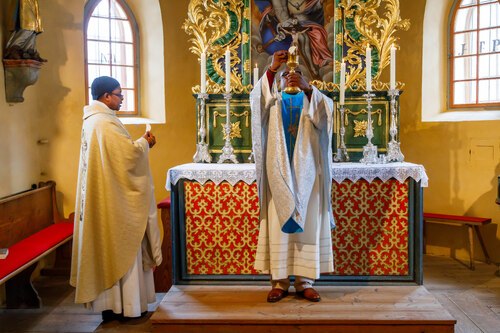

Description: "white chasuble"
70 100 162 317
250 74 334 280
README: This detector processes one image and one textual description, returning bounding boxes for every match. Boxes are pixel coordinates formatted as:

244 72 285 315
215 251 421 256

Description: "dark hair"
90 76 120 100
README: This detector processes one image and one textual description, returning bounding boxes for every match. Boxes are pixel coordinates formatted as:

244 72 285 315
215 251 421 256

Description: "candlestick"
218 93 238 164
386 89 404 162
340 60 346 105
225 47 231 93
366 45 372 92
360 92 378 164
390 45 396 91
200 51 206 94
333 104 349 162
193 93 211 163
253 63 259 87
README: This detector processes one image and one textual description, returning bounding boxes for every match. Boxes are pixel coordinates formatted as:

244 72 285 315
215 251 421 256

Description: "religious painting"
250 0 335 83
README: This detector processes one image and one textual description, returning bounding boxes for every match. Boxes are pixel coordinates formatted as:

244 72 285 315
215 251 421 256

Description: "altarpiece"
167 0 426 285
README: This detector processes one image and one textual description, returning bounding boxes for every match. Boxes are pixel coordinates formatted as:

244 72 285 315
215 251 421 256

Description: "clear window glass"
478 54 499 78
85 0 139 115
479 0 498 5
454 81 477 104
454 56 477 80
455 7 477 32
479 2 499 28
478 79 500 103
450 0 500 107
460 0 477 6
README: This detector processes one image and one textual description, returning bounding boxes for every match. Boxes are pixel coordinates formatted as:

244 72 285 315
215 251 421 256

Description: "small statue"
4 0 47 62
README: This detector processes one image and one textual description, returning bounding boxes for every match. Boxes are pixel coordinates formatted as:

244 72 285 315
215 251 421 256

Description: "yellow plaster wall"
1 0 498 267
3 0 197 217
399 1 500 263
41 0 198 212
0 1 45 198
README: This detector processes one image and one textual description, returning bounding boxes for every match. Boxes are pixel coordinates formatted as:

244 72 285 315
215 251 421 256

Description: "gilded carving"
243 59 251 74
213 110 249 128
242 32 249 45
346 107 383 126
183 0 249 94
336 0 410 91
310 80 405 93
353 120 368 137
184 0 409 93
220 121 242 140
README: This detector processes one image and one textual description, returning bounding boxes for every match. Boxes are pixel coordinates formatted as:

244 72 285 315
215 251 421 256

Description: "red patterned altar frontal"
184 179 409 276
184 181 260 275
330 179 409 275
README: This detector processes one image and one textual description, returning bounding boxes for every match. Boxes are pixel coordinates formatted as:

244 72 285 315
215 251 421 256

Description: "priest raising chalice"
250 26 335 303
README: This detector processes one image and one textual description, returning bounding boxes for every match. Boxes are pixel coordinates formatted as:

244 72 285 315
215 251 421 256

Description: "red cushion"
0 222 73 281
424 213 491 224
157 197 171 209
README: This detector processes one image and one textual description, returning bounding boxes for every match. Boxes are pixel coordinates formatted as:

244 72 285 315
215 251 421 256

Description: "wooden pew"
0 181 74 308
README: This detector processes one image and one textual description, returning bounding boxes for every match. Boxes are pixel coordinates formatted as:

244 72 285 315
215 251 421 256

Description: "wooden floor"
0 255 499 333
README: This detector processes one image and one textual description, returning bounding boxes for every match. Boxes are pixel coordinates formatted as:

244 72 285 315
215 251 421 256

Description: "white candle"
366 45 372 92
253 63 259 87
200 51 206 93
390 44 396 90
225 47 231 93
340 60 346 105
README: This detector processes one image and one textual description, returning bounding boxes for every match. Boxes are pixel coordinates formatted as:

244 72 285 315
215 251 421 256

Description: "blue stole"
280 91 304 233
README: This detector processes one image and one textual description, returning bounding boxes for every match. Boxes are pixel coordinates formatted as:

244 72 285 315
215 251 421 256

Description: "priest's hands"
284 72 313 94
269 50 288 73
143 131 156 148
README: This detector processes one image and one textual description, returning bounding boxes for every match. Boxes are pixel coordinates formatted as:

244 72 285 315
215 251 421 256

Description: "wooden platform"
151 285 456 333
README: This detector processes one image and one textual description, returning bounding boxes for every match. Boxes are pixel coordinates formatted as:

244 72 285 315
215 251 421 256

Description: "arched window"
84 0 139 115
450 0 500 108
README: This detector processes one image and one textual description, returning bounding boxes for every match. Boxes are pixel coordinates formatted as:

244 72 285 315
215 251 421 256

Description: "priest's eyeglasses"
110 93 124 99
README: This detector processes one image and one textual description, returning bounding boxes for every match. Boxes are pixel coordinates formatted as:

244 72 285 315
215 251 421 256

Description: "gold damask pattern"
182 179 410 276
330 179 409 275
184 180 260 275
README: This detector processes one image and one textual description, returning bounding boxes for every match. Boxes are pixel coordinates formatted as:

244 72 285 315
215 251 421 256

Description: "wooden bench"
423 212 491 270
0 181 74 308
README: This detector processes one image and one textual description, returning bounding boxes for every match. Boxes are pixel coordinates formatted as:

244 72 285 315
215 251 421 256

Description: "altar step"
151 285 456 333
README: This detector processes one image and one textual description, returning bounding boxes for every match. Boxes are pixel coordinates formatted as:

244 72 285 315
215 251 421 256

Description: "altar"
166 162 428 285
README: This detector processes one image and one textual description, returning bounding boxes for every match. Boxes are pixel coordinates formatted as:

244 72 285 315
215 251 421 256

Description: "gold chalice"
284 46 301 94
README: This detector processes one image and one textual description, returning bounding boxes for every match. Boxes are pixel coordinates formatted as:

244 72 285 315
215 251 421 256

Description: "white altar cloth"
166 162 428 190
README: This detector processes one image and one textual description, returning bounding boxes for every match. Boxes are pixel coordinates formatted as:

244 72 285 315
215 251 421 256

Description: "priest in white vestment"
70 76 162 321
250 50 334 302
